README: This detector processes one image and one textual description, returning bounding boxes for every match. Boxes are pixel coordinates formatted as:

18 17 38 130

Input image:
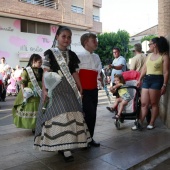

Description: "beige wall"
158 0 170 128
72 0 84 8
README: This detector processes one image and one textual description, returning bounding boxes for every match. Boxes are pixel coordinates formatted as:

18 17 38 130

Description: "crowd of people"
0 57 23 102
1 25 169 162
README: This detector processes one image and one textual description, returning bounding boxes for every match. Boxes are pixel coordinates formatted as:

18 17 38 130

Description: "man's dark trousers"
82 89 98 138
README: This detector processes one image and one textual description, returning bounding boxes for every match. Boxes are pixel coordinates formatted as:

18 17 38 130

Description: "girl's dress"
12 67 43 129
118 83 131 101
6 77 17 95
34 49 91 151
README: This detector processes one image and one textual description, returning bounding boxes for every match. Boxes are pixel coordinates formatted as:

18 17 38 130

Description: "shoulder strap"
50 48 82 106
26 67 42 97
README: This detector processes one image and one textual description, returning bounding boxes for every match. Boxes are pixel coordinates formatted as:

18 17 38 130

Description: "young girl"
106 74 131 119
34 26 91 162
12 54 43 131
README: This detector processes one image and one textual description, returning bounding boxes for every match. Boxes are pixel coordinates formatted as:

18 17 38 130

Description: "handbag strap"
50 48 82 106
26 67 42 97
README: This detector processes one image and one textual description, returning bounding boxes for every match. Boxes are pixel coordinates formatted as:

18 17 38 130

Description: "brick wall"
0 0 102 32
0 0 62 23
158 0 170 36
158 0 170 128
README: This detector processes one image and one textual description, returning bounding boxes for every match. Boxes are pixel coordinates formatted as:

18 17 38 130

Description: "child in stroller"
106 70 141 129
106 74 131 119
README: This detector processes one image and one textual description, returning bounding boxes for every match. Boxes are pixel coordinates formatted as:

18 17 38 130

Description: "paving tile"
5 161 50 170
163 158 170 165
99 132 170 169
1 105 170 170
40 153 88 170
75 145 113 160
0 152 37 169
93 132 114 142
152 163 170 170
51 158 121 170
68 158 122 170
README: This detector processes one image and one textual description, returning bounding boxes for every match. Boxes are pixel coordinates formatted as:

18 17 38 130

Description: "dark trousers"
0 84 2 99
82 89 98 138
0 84 6 101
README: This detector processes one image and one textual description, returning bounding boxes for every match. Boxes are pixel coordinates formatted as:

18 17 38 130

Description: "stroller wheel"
135 120 143 131
115 120 121 130
119 118 124 123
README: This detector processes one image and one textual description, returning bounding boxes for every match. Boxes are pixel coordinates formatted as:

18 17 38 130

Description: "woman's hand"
136 80 142 88
43 89 48 103
161 86 166 95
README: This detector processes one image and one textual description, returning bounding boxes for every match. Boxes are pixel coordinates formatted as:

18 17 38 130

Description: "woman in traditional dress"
34 26 91 162
12 54 43 132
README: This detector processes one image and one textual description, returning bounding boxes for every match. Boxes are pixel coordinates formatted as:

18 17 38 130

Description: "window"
93 6 100 22
21 20 50 35
71 5 83 14
93 15 100 22
19 0 58 9
28 21 36 33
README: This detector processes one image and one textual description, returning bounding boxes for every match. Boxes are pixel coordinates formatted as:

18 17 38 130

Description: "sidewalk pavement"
0 105 170 170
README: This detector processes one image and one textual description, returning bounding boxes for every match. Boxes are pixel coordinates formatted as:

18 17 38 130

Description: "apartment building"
0 0 102 67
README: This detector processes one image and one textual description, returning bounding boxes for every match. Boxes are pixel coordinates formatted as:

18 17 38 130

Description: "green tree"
95 30 131 66
141 35 157 43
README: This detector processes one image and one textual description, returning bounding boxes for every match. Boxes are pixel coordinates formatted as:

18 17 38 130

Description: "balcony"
88 21 102 33
93 0 102 7
19 0 58 9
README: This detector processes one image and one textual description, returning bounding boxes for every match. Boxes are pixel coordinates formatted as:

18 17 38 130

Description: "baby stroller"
113 70 141 130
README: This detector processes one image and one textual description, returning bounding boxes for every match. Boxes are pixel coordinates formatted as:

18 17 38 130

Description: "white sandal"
147 125 155 130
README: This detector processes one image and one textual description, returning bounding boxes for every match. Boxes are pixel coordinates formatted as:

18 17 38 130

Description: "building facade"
0 0 102 67
129 25 158 54
130 25 158 46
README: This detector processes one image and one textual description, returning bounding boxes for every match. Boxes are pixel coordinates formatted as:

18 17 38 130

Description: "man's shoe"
89 140 100 147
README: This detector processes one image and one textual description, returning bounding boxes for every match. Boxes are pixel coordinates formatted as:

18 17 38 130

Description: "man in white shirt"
0 57 9 75
109 47 126 85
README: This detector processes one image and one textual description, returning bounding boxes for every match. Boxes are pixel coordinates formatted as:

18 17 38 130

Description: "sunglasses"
148 43 154 47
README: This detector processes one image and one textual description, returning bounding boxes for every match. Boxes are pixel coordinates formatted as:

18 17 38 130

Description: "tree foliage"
95 30 131 66
141 35 157 43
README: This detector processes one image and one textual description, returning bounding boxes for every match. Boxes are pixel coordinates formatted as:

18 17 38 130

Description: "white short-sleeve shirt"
111 56 126 82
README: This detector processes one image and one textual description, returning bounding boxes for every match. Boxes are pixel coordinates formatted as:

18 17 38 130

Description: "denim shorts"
142 75 164 90
121 93 131 102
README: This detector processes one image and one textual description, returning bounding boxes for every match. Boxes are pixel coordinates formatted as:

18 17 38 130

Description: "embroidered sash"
50 48 82 106
26 67 42 97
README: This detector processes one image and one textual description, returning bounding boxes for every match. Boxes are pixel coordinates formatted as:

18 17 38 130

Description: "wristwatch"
163 84 167 87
